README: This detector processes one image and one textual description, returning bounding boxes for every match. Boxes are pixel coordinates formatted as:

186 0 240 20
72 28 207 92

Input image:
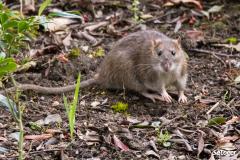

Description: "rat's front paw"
161 91 172 103
178 92 187 103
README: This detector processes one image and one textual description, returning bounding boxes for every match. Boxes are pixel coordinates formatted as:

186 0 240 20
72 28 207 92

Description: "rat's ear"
153 39 162 47
174 36 181 44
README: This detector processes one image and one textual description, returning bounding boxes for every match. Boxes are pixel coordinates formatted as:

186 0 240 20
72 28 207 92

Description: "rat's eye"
157 51 162 56
171 51 176 56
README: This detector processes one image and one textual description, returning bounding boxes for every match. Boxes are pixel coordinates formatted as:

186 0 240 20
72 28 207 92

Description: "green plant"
130 0 142 22
111 102 128 113
156 129 171 147
6 78 25 160
38 0 52 16
0 2 38 56
64 74 81 141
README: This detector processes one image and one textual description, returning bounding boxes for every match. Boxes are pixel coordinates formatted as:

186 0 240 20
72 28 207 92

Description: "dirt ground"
0 0 240 159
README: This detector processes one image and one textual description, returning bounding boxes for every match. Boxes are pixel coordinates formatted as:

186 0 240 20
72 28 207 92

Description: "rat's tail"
0 78 97 95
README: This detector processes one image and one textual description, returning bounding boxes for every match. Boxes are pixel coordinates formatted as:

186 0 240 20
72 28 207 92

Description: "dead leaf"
217 135 239 144
226 116 240 125
113 135 129 152
56 54 69 63
208 5 224 13
24 134 53 140
62 32 72 47
234 76 240 84
45 18 78 32
197 132 204 157
174 19 182 33
145 150 160 159
164 0 203 10
186 30 204 42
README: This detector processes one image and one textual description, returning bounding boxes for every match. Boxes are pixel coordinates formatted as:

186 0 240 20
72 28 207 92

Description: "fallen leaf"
197 132 204 157
44 18 78 32
9 132 20 141
174 19 182 33
113 135 129 152
25 134 53 140
218 135 239 144
208 5 224 13
234 75 240 84
145 150 160 159
208 116 226 126
186 30 204 42
56 54 69 63
91 101 101 107
140 14 153 20
44 114 62 125
226 116 240 125
164 0 202 10
62 32 72 47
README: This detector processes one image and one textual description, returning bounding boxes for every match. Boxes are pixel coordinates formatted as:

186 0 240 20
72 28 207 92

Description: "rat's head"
151 38 184 73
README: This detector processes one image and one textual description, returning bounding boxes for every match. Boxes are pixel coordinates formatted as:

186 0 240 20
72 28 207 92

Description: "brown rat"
1 30 188 103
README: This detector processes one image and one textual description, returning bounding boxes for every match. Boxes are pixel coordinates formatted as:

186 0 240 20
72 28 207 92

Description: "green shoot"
111 102 128 114
64 74 81 141
38 0 52 16
156 129 171 147
130 0 142 22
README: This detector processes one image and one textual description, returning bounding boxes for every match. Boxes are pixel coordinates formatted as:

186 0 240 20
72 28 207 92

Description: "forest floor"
0 0 240 159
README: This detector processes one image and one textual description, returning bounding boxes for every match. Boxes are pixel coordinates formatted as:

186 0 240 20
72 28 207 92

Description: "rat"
1 30 188 103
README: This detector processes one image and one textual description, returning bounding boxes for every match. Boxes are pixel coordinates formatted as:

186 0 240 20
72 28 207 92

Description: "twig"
84 21 109 32
76 31 97 45
189 49 240 58
189 49 227 66
206 101 220 115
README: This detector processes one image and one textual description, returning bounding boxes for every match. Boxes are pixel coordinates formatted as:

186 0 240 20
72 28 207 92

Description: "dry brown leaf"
24 134 53 140
46 18 78 32
56 54 69 63
113 135 129 152
217 135 239 144
62 32 72 47
164 0 202 10
226 116 240 125
186 30 204 42
197 132 205 157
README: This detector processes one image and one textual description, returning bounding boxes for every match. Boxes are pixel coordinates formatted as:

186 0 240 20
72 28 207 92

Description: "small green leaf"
226 37 238 44
111 102 128 113
92 47 105 57
0 13 8 24
18 21 28 32
208 116 226 125
2 20 18 30
38 0 52 16
0 58 17 77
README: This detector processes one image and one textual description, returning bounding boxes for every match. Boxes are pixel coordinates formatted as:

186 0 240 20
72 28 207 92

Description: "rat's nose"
162 62 171 72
